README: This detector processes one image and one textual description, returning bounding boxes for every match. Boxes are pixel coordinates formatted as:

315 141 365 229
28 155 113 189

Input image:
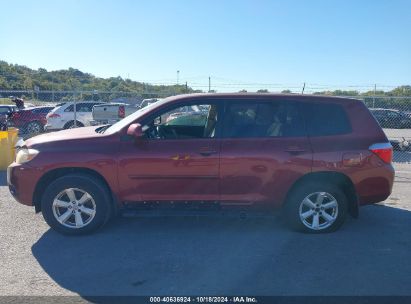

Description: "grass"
0 98 12 105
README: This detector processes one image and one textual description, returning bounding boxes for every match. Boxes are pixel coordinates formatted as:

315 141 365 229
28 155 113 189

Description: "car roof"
62 100 103 105
94 102 126 106
20 106 54 110
162 93 362 104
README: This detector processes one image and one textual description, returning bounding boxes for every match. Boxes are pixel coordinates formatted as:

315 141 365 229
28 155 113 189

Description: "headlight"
15 148 39 164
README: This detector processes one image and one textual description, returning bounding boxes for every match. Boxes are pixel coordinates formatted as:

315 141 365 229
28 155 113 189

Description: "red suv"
7 94 394 235
9 106 54 134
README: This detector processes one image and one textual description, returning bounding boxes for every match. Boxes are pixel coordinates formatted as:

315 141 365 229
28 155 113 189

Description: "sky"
0 0 410 92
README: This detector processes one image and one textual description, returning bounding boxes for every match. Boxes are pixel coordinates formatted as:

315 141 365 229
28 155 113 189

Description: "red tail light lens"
47 113 61 119
369 143 393 164
118 106 125 118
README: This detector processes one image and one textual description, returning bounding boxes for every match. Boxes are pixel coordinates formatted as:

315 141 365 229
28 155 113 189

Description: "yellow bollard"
0 131 9 170
0 128 19 170
7 128 19 164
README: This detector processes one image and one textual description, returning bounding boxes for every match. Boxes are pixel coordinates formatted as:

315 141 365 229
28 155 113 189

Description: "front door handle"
285 146 306 154
199 150 217 156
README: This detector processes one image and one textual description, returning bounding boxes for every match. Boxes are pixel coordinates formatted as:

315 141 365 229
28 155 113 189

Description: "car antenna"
301 82 306 94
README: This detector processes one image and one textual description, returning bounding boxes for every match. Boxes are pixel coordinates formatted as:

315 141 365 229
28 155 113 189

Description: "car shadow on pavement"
32 205 411 299
0 171 7 186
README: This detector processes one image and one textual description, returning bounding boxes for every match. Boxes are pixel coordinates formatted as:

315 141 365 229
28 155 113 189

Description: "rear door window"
222 101 305 138
303 103 351 136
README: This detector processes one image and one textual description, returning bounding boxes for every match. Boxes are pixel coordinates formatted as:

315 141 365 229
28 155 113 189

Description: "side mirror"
127 123 144 139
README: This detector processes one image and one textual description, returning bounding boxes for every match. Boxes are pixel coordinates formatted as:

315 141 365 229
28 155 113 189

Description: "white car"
45 101 103 130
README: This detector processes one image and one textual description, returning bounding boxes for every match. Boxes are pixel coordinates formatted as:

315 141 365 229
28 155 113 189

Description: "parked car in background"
90 103 139 125
0 105 18 130
45 101 103 130
139 98 162 108
8 93 394 235
0 104 18 117
8 106 54 134
164 105 208 125
403 111 411 119
370 108 411 129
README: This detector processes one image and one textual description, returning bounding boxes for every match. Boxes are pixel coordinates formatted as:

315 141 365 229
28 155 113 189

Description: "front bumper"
7 163 40 207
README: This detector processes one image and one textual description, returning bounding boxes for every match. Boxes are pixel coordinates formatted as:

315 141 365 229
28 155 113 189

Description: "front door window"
144 104 218 140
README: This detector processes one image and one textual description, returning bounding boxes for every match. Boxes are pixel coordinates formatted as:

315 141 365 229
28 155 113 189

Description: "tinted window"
77 103 93 112
304 103 351 136
64 103 97 112
223 101 304 138
64 104 74 112
33 108 52 114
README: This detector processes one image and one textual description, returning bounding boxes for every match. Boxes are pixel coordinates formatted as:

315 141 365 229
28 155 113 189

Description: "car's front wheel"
285 182 348 233
41 174 111 235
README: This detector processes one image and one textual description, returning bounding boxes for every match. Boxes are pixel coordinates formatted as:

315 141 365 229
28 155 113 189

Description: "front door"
117 102 221 202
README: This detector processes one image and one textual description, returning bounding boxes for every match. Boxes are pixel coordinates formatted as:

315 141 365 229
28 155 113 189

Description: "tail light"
118 106 125 118
47 113 61 119
369 143 393 164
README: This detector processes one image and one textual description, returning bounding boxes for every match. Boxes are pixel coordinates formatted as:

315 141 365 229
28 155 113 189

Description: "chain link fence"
1 90 411 163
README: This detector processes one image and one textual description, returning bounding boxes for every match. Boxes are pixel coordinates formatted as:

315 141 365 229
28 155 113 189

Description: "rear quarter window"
303 103 352 136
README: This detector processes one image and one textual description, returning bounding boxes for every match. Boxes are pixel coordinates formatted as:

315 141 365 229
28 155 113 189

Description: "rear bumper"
356 163 395 205
7 163 41 207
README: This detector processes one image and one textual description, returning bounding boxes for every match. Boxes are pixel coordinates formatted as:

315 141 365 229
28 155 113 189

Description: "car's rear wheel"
64 120 84 129
285 182 348 233
41 174 111 235
25 121 43 134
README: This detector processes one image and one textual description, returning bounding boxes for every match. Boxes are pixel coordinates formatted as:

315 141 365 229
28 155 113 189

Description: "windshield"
104 98 169 135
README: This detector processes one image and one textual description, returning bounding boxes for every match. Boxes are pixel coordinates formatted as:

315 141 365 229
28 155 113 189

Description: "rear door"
219 99 312 208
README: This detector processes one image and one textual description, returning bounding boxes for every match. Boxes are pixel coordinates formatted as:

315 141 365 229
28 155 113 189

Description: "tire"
25 121 43 134
64 120 84 129
284 182 348 233
41 174 111 235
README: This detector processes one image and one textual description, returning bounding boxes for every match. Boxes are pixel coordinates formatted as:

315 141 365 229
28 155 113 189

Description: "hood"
26 126 103 147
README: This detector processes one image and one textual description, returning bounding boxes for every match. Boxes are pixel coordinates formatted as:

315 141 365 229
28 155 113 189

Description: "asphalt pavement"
1 169 411 298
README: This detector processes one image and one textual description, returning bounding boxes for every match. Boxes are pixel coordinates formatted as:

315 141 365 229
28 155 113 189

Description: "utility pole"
208 76 211 93
185 81 188 93
373 84 376 108
177 70 180 85
52 83 55 103
301 82 306 94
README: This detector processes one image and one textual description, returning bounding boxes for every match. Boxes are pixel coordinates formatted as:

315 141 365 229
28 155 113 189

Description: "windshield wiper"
95 125 111 134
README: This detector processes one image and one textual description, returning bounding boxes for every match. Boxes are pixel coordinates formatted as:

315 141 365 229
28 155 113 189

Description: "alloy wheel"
299 192 338 231
52 188 96 229
27 122 41 133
